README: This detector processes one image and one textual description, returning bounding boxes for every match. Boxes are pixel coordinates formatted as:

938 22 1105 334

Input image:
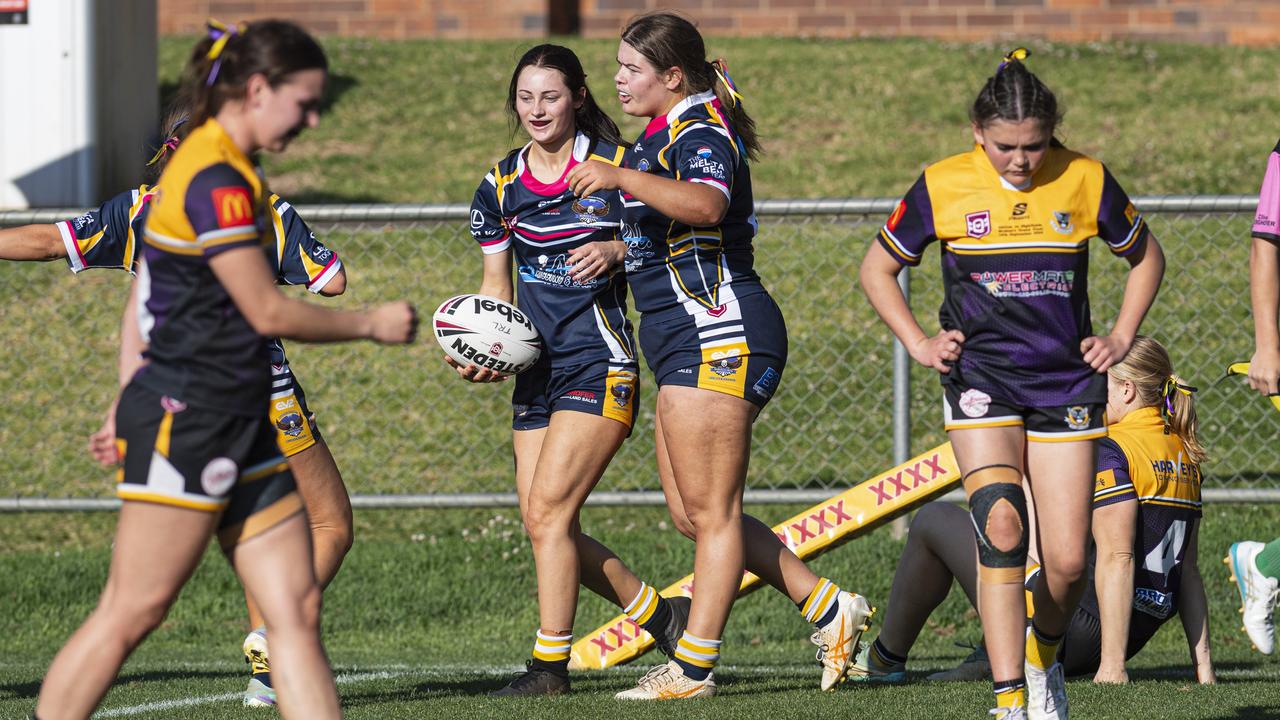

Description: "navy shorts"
943 381 1106 443
116 383 303 549
512 356 640 431
638 291 787 409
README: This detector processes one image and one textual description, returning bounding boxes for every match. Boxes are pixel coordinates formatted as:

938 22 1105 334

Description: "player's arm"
1091 496 1137 684
210 246 414 343
317 266 347 296
1082 234 1165 372
1177 521 1215 684
0 224 65 261
88 273 149 466
1249 236 1280 395
569 161 727 227
859 241 963 373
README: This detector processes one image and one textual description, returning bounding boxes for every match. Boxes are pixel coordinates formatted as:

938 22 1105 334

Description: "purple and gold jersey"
1089 406 1202 622
878 145 1148 406
137 118 272 415
470 132 635 368
1253 138 1280 242
620 90 764 323
57 187 341 374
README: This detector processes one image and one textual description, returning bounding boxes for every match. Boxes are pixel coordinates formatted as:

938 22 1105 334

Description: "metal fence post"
891 266 911 539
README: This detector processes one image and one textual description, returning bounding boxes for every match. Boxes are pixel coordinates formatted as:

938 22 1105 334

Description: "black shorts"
943 381 1106 443
1056 607 1166 677
116 383 303 548
638 291 787 409
511 357 639 431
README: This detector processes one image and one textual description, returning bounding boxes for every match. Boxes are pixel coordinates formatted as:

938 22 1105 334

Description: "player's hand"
567 240 626 282
1081 332 1132 373
910 329 965 373
1247 346 1280 396
369 301 418 344
567 160 622 198
87 397 120 466
443 355 507 383
1092 665 1128 684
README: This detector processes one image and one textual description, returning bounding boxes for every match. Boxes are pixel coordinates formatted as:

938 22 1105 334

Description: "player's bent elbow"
241 294 292 337
319 269 347 296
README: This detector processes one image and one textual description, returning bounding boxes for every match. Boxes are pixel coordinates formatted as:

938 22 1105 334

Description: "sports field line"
93 670 417 718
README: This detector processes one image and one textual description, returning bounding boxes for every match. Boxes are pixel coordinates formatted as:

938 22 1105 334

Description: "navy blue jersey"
470 132 636 368
58 185 152 273
59 187 340 373
1087 407 1203 623
620 90 765 323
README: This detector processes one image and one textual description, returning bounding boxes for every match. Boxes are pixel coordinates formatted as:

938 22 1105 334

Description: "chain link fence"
1 196 1273 501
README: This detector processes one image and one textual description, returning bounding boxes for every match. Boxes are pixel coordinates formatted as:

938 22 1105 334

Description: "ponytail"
177 19 327 130
1109 336 1208 464
707 58 760 161
970 47 1063 138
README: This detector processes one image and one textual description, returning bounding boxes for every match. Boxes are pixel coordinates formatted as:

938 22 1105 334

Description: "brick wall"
157 0 1280 45
158 0 550 39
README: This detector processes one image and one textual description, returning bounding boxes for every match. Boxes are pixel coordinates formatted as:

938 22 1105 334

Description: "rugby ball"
433 294 542 375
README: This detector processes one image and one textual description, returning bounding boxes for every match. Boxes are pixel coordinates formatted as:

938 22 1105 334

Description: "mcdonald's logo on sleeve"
212 186 254 228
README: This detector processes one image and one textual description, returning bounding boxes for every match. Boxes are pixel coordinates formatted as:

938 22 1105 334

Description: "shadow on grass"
1213 708 1280 720
0 668 239 701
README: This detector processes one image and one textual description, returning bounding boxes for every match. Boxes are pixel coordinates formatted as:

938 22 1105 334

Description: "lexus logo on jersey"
965 210 991 239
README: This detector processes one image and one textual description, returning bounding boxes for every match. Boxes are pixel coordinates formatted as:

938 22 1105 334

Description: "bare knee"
98 588 173 647
983 503 1024 552
271 583 323 633
1044 550 1088 586
681 503 737 538
523 500 575 546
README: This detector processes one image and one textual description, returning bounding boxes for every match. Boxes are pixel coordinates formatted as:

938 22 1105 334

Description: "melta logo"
212 186 253 228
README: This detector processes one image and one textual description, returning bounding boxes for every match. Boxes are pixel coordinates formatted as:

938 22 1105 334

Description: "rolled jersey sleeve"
58 188 137 272
1093 437 1137 507
672 125 736 200
1097 166 1148 257
186 164 264 257
877 174 935 267
1252 141 1280 242
470 173 510 255
271 195 342 293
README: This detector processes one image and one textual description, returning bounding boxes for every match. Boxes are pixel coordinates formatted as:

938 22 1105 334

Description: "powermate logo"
867 453 949 506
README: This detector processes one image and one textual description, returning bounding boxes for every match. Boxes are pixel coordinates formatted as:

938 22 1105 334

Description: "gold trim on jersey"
218 491 305 548
1026 427 1108 443
116 489 226 512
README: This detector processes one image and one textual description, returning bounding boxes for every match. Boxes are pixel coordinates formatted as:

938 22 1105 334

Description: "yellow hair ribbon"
204 19 246 86
1224 362 1280 413
711 59 745 109
998 47 1030 72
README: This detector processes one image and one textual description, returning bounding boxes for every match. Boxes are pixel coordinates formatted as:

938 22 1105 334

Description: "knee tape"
965 465 1028 584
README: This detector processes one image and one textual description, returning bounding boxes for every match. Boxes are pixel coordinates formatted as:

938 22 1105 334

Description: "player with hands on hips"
860 48 1164 720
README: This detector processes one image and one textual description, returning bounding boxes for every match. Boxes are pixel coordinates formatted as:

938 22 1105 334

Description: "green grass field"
156 37 1280 203
3 503 1279 718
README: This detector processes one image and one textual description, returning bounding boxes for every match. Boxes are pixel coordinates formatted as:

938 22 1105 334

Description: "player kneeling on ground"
851 336 1214 693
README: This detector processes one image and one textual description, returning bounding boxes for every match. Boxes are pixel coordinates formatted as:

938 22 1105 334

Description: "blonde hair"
1108 335 1207 464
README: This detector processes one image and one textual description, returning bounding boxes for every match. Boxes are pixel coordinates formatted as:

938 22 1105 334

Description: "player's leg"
228 512 340 719
950 424 1029 716
1226 536 1280 654
617 386 755 700
853 501 978 682
1021 435 1094 720
244 390 351 706
35 502 218 719
654 386 870 690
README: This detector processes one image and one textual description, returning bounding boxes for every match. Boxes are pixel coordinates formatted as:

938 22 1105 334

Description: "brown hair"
970 48 1063 139
506 44 623 148
621 11 761 160
177 19 327 129
1109 335 1208 464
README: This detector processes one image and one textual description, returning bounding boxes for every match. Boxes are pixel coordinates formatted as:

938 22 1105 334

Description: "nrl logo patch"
965 210 991 239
